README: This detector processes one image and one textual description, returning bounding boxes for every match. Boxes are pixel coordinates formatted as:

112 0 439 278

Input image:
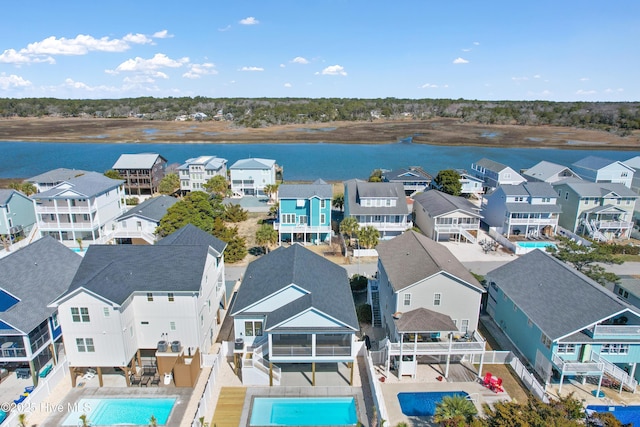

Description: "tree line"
1 97 639 135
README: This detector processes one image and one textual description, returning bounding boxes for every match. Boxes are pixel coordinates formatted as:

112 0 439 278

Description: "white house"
471 158 526 192
32 171 126 248
413 190 482 243
522 161 582 184
229 158 277 197
112 195 178 244
50 224 227 387
26 168 90 193
178 156 228 193
571 156 635 189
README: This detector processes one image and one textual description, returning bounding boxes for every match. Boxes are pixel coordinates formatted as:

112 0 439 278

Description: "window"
103 307 110 317
320 213 326 224
170 321 176 331
557 344 576 354
565 192 569 200
147 292 154 302
601 344 629 354
296 199 305 207
52 312 59 329
618 288 629 299
433 293 441 306
298 215 308 225
71 307 90 323
76 338 95 353
460 319 469 333
281 214 295 224
168 293 175 302
541 333 552 349
403 293 411 306
244 321 263 337
320 200 326 209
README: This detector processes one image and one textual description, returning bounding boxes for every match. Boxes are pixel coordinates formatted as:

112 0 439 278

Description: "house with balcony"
32 172 126 248
26 168 90 193
229 158 277 197
522 160 582 184
383 166 433 196
343 179 412 239
0 189 37 244
0 237 82 386
372 231 486 379
112 195 178 244
230 244 358 386
457 170 485 198
49 224 227 387
483 182 561 238
571 156 635 189
413 190 482 243
113 153 167 196
553 181 637 241
178 156 228 193
471 158 526 192
623 156 640 199
275 179 333 245
486 249 640 395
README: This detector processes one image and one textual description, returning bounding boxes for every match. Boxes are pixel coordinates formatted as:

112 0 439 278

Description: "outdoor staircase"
582 219 607 242
459 227 477 244
371 290 382 328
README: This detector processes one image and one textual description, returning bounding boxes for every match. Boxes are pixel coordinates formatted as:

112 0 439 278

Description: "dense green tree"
255 223 278 253
340 217 359 246
263 183 279 201
224 203 248 223
433 394 477 425
104 169 122 180
8 181 36 196
204 175 228 196
435 169 462 196
480 395 585 427
332 193 344 211
223 235 247 263
547 236 623 285
158 173 180 195
368 169 383 182
357 225 379 249
156 191 216 237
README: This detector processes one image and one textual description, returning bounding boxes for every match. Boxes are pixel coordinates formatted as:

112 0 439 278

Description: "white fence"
361 346 389 424
353 248 378 258
190 346 226 427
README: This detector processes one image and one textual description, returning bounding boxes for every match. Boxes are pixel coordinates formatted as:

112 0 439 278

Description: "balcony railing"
274 223 332 233
507 218 558 226
357 221 413 231
388 340 485 355
552 353 604 375
0 346 27 358
36 206 96 214
38 222 98 230
271 345 312 357
315 346 351 357
589 324 640 338
595 220 633 229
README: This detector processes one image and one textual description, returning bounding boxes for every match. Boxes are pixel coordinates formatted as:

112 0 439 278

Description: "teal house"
275 179 333 245
0 189 37 243
486 250 640 395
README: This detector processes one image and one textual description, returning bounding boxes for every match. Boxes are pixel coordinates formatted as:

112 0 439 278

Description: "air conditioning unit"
157 340 168 352
171 340 181 352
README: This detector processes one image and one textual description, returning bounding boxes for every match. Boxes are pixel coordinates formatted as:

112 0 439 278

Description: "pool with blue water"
588 405 640 426
398 391 470 417
249 397 357 426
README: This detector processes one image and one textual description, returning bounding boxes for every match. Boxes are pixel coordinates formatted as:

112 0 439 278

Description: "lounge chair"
13 393 27 404
492 377 503 393
39 364 53 378
140 376 151 387
130 375 142 386
24 386 35 394
482 372 493 387
83 368 96 380
151 375 160 386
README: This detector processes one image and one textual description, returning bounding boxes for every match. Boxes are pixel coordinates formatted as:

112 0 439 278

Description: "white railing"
388 340 485 355
591 352 638 392
274 223 332 233
190 349 224 427
552 353 603 374
244 341 281 385
363 349 389 423
592 324 640 337
35 206 96 214
356 221 413 231
509 355 549 403
110 230 157 243
596 220 633 229
459 227 477 243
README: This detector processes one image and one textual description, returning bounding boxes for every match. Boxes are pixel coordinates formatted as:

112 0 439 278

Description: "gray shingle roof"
384 167 433 182
33 172 123 199
26 168 90 185
474 158 508 173
177 156 227 171
278 181 332 199
231 244 358 331
0 237 81 334
555 181 638 198
394 307 458 333
113 153 166 169
117 195 178 222
486 250 633 341
229 158 275 170
413 190 481 218
522 161 579 182
500 182 558 198
572 155 617 171
344 179 409 215
0 190 15 205
376 231 483 293
156 224 227 256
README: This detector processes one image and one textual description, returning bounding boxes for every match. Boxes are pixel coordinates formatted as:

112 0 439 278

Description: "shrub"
356 304 372 324
350 274 368 292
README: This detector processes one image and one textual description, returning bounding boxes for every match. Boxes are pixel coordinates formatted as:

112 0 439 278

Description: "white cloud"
421 83 439 89
604 88 624 93
23 34 130 55
239 17 259 25
533 74 541 79
579 77 590 81
183 63 218 79
123 33 153 44
218 25 231 32
0 73 32 89
284 83 292 88
123 75 156 84
473 41 480 45
576 89 597 95
321 65 347 76
239 66 264 71
462 48 471 52
279 63 286 68
0 48 54 64
291 56 309 64
512 76 529 82
108 53 189 78
153 30 173 39
453 57 469 64
64 78 94 90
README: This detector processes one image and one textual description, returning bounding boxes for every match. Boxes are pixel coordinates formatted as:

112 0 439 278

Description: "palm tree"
433 394 477 425
255 223 278 253
263 183 279 202
17 413 27 427
332 193 344 211
149 415 158 426
357 225 379 249
76 237 83 251
339 217 359 246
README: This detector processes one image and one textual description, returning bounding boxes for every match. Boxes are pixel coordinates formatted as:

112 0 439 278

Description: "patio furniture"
15 367 30 379
39 364 53 378
150 375 160 386
13 393 28 404
83 368 96 380
482 372 493 387
130 375 142 386
24 386 34 393
140 376 151 387
492 377 503 393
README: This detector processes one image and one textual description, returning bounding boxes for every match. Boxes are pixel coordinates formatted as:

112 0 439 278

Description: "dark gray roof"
0 189 16 205
376 231 483 293
229 158 275 169
474 158 508 173
486 250 633 341
522 161 580 182
156 224 227 256
278 181 332 199
554 181 638 198
384 167 433 182
117 195 178 222
413 190 481 218
33 172 123 199
26 168 90 185
113 153 166 169
231 244 358 331
344 179 408 215
500 182 558 198
0 237 81 334
394 307 458 333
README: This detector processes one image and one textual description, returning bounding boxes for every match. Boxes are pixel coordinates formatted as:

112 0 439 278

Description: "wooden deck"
211 387 247 427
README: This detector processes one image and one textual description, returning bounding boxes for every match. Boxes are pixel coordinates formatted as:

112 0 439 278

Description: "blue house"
0 189 37 244
486 250 640 394
275 179 333 245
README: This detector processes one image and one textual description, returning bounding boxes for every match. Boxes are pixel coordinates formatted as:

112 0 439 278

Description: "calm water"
249 397 357 426
1 141 638 181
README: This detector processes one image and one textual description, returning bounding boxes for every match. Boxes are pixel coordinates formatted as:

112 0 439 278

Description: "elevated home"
50 224 226 387
372 231 486 379
471 158 526 192
26 168 90 193
572 156 635 189
457 170 485 198
32 172 126 247
0 189 36 244
522 161 582 184
113 153 167 196
383 167 433 196
344 179 412 239
231 244 358 386
486 250 640 394
229 158 277 197
553 181 637 241
0 237 81 385
623 156 640 198
413 190 482 243
178 156 228 193
112 195 178 244
613 276 640 311
483 182 561 238
275 179 332 245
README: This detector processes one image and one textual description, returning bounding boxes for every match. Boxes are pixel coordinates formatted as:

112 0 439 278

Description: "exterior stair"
371 290 382 328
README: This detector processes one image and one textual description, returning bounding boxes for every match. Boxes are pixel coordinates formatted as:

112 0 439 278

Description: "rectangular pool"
587 405 640 426
398 391 469 417
62 398 176 426
250 397 357 426
516 241 557 249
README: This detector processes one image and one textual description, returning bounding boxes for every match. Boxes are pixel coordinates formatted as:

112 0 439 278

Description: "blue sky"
1 1 638 101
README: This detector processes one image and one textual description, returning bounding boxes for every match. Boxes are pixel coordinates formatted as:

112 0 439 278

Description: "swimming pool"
398 391 469 417
62 398 176 426
516 241 557 249
249 397 358 426
587 405 640 426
